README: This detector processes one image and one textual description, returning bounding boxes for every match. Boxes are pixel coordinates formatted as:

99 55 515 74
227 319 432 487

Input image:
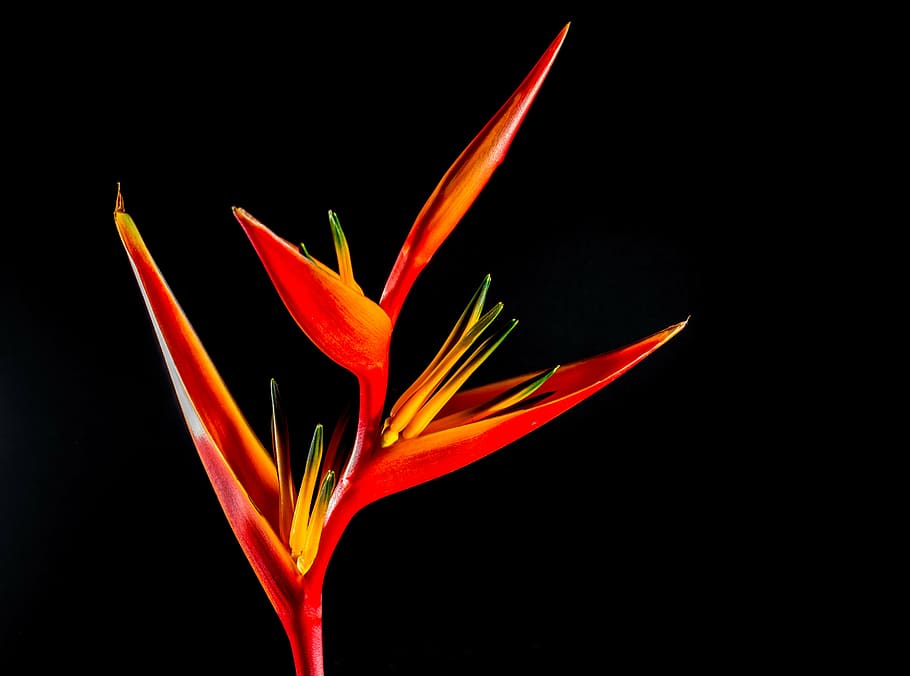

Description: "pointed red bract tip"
380 23 571 327
233 207 392 378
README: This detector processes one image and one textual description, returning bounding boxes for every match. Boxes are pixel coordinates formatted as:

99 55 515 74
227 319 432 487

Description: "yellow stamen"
289 425 325 558
296 471 336 575
381 303 503 445
389 275 490 419
473 365 558 418
431 366 559 430
329 210 357 289
297 214 365 295
400 318 518 440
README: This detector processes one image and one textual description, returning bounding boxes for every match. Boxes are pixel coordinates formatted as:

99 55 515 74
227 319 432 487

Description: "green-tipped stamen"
296 214 364 294
289 425 325 558
298 241 340 278
381 302 504 445
432 365 560 430
389 275 491 418
328 210 357 289
297 470 336 574
400 318 519 440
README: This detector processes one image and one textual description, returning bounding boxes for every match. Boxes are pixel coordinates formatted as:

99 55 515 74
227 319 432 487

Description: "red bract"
114 22 687 676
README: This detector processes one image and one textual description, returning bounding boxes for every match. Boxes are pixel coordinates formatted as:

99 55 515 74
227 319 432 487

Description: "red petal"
380 23 571 326
234 207 391 377
360 319 687 499
183 409 301 620
114 206 299 612
114 207 279 524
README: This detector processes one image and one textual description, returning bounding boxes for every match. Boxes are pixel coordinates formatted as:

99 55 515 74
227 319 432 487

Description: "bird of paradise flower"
113 22 687 676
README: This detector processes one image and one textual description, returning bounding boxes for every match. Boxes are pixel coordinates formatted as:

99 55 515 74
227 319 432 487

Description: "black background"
1 5 782 674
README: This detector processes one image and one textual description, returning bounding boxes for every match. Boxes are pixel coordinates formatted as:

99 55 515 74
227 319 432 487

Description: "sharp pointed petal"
380 23 571 326
114 199 299 615
362 318 687 499
114 199 279 526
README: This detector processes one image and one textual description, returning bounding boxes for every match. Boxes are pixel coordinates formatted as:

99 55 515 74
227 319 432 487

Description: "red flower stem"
293 486 364 676
285 368 388 675
340 368 387 485
285 581 325 676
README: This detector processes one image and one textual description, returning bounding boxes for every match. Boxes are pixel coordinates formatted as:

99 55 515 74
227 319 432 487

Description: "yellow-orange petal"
389 274 492 420
289 425 325 557
383 302 504 444
399 317 518 441
296 470 336 575
380 23 571 327
328 210 359 291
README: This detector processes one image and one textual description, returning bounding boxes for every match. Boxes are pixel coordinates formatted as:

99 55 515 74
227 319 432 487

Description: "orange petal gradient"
233 207 392 377
380 23 571 327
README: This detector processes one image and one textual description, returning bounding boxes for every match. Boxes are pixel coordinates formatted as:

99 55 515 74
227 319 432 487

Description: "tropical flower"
113 22 687 676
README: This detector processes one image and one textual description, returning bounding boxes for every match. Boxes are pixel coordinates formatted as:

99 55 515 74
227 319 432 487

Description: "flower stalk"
113 21 687 676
